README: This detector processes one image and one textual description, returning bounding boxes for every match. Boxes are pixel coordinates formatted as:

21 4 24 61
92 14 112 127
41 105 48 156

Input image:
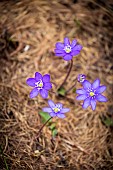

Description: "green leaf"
49 123 56 130
52 129 58 137
39 111 51 124
72 88 76 93
102 118 113 127
49 122 58 137
39 112 58 137
57 87 66 96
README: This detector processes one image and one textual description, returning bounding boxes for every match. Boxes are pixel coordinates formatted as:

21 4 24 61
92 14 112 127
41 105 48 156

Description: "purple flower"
26 72 52 99
76 79 107 110
43 100 70 118
77 74 86 83
54 37 83 61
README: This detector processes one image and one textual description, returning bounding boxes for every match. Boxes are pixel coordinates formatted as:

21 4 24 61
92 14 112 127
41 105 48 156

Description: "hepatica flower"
26 72 52 99
76 79 107 110
43 100 70 118
54 37 83 61
77 74 86 83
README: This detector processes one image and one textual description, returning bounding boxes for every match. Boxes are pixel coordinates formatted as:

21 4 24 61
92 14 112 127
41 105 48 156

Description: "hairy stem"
51 81 57 88
59 59 73 89
66 78 77 94
36 117 52 138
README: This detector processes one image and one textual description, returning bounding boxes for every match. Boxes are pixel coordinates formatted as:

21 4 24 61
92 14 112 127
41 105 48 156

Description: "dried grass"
0 0 113 169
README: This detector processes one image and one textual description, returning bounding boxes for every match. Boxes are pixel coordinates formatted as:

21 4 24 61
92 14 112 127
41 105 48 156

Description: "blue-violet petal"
92 79 100 89
56 42 64 50
44 82 52 90
26 78 36 87
64 37 70 45
57 113 65 118
76 94 87 100
30 88 39 98
96 85 106 94
48 100 55 108
43 74 50 83
63 54 73 61
40 89 48 99
43 107 52 113
83 80 91 90
60 108 70 113
71 39 77 48
96 94 107 102
35 72 42 81
76 89 86 94
91 99 96 110
82 98 91 109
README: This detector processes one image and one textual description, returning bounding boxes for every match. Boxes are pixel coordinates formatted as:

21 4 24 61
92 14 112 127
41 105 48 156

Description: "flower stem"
51 81 57 88
66 78 77 94
59 59 73 89
36 117 52 139
50 90 56 94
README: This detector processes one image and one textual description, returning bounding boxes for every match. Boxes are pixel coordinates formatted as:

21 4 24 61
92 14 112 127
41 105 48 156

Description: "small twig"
3 136 8 153
73 144 89 155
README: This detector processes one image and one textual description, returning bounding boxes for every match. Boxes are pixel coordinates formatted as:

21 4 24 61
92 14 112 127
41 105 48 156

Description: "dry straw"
0 0 113 169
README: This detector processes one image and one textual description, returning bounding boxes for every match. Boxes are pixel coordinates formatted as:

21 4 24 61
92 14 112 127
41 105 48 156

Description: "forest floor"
0 0 113 169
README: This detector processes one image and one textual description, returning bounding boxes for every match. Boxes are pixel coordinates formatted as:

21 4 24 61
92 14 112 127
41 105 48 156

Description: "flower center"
35 80 43 89
64 45 71 53
38 82 43 87
77 74 86 83
90 92 95 97
53 105 61 113
80 76 85 82
54 108 59 113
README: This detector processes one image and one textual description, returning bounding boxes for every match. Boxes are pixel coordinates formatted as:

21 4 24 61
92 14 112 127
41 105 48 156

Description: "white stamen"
35 79 43 89
64 45 71 53
52 104 61 113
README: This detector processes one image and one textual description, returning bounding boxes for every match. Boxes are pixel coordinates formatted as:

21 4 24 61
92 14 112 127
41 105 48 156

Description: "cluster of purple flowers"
76 76 107 110
26 37 107 119
26 72 70 118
